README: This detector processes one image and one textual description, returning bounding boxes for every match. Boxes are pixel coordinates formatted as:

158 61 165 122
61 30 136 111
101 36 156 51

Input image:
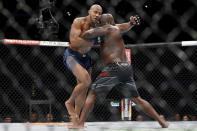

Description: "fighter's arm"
116 15 141 33
81 25 116 39
116 22 133 33
69 18 91 48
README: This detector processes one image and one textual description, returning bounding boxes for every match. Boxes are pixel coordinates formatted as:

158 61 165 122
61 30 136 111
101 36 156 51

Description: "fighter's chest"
81 23 91 34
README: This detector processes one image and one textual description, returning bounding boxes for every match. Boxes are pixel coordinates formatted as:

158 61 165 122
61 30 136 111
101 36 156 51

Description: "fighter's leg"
74 79 86 116
74 69 92 116
78 68 119 128
131 96 169 128
70 89 96 128
67 90 95 129
65 56 91 124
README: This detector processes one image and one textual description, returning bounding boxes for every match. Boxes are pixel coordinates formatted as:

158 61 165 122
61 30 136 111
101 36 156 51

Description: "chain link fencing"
0 0 197 122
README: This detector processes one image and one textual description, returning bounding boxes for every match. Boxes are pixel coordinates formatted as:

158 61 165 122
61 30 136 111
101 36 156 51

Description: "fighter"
63 4 140 127
63 4 102 126
75 14 169 128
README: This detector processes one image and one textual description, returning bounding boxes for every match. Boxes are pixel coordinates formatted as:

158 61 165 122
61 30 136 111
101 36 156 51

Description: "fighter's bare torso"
100 25 128 65
69 17 94 54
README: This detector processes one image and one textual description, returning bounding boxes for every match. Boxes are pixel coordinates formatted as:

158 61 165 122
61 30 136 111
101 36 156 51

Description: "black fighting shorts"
91 62 139 98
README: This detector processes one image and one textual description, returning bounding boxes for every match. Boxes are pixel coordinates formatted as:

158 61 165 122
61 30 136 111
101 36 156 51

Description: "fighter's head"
100 13 115 26
88 4 102 25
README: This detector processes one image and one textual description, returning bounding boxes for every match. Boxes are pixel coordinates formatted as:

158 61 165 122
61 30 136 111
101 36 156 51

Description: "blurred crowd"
0 113 54 123
0 113 196 123
135 113 197 121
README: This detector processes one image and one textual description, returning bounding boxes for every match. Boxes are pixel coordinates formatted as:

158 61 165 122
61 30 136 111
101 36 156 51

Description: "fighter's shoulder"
72 17 86 25
104 24 119 30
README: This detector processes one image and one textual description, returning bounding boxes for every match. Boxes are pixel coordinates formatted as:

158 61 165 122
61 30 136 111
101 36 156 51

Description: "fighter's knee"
65 100 70 106
90 91 96 99
82 74 91 87
87 89 95 98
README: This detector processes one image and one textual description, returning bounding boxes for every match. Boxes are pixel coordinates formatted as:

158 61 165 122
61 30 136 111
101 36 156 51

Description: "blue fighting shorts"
63 48 92 71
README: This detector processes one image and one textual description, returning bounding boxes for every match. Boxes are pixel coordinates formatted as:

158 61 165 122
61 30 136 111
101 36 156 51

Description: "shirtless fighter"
77 14 169 128
63 4 141 127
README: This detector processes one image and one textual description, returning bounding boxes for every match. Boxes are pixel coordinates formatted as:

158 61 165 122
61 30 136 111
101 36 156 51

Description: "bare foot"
67 123 86 129
67 121 86 129
70 114 79 126
65 101 80 126
65 101 76 116
159 121 169 128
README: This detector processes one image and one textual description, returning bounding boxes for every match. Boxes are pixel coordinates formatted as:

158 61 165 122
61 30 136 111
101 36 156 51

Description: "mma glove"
129 15 141 26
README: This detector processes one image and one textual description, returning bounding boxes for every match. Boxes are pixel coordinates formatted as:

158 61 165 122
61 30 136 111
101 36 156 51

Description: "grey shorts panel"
119 82 139 98
66 56 78 71
91 62 139 98
91 75 119 94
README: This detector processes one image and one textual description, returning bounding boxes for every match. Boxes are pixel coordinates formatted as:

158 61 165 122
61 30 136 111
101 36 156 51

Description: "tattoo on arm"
82 25 114 39
116 22 132 33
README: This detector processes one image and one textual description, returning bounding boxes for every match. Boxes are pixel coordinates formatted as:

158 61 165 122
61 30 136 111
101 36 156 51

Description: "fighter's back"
100 25 128 65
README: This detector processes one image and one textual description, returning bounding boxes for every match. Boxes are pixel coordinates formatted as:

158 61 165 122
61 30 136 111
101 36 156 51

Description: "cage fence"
0 44 197 122
0 0 197 123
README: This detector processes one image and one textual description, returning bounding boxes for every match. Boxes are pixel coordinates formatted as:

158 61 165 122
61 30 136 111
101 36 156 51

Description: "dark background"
0 0 197 122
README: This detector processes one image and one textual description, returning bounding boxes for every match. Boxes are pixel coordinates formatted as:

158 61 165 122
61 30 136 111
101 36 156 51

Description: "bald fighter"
63 4 140 126
63 4 103 126
76 14 169 128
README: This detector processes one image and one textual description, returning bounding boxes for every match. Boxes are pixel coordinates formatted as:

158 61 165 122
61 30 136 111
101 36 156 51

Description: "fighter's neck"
86 16 99 28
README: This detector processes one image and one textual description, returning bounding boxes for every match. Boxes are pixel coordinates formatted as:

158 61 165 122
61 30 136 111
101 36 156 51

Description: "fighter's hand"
130 15 141 26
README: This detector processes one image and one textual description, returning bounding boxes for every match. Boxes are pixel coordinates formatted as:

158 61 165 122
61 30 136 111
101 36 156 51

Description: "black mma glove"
129 15 141 26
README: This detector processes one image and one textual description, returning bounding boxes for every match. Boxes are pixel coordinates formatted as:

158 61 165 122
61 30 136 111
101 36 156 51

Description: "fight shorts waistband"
107 61 131 67
67 47 87 59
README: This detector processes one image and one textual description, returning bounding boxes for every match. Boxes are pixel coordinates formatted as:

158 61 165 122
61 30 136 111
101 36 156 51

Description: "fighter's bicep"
70 19 82 40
